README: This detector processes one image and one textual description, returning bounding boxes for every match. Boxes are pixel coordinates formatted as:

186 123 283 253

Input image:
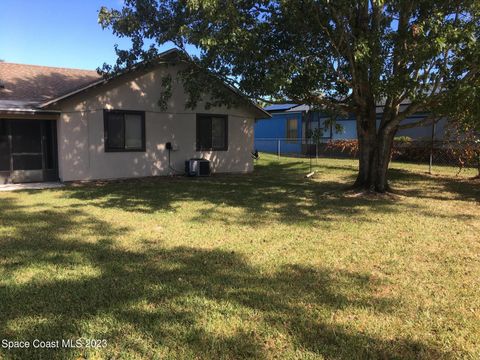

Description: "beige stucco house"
0 49 269 184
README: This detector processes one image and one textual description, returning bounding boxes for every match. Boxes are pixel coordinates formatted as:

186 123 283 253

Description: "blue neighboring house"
254 103 447 155
254 104 304 154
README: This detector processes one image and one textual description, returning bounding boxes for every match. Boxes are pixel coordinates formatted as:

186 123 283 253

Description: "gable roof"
38 48 180 109
0 48 270 118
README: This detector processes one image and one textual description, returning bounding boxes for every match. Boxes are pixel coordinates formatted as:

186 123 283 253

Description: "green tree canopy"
99 0 479 192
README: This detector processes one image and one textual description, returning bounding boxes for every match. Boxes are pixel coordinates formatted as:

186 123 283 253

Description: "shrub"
324 138 478 173
325 140 359 157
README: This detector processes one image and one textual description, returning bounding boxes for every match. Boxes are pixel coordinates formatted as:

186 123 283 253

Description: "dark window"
196 114 228 151
104 110 145 152
286 118 298 139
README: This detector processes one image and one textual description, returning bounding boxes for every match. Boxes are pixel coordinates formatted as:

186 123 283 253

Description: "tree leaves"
98 1 478 116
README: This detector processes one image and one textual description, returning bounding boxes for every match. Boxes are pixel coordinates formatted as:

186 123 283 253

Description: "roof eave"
0 108 61 115
39 78 106 109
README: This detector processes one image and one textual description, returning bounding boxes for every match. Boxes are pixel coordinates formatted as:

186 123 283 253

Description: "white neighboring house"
0 49 269 184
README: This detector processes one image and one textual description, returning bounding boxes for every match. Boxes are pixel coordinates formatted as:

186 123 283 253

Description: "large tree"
99 0 479 192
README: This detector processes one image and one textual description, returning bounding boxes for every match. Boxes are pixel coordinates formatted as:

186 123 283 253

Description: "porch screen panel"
44 120 56 170
12 155 43 170
11 120 41 153
10 120 43 171
0 120 10 171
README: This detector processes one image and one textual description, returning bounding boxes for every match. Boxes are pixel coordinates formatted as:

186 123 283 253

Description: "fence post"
277 139 281 158
429 121 436 174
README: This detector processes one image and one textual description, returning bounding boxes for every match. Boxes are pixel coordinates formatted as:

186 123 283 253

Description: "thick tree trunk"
354 117 396 193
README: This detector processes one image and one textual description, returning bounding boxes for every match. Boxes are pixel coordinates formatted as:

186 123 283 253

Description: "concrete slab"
0 182 64 192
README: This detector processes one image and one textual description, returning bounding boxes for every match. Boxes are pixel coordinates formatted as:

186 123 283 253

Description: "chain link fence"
255 138 480 176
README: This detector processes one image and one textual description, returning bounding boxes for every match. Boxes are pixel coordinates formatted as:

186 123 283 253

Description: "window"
286 118 298 139
196 114 228 151
104 110 145 152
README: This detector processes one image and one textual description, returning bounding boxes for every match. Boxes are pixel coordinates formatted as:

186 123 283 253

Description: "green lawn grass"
0 154 479 359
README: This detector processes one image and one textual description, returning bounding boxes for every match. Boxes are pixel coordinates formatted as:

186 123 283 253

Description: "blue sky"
0 0 180 70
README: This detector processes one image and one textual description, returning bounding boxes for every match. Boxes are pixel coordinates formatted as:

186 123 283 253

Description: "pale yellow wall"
56 63 256 182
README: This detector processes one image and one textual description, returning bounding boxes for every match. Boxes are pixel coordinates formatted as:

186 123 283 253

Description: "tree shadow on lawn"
59 161 418 226
0 198 448 359
57 160 479 227
387 167 480 203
